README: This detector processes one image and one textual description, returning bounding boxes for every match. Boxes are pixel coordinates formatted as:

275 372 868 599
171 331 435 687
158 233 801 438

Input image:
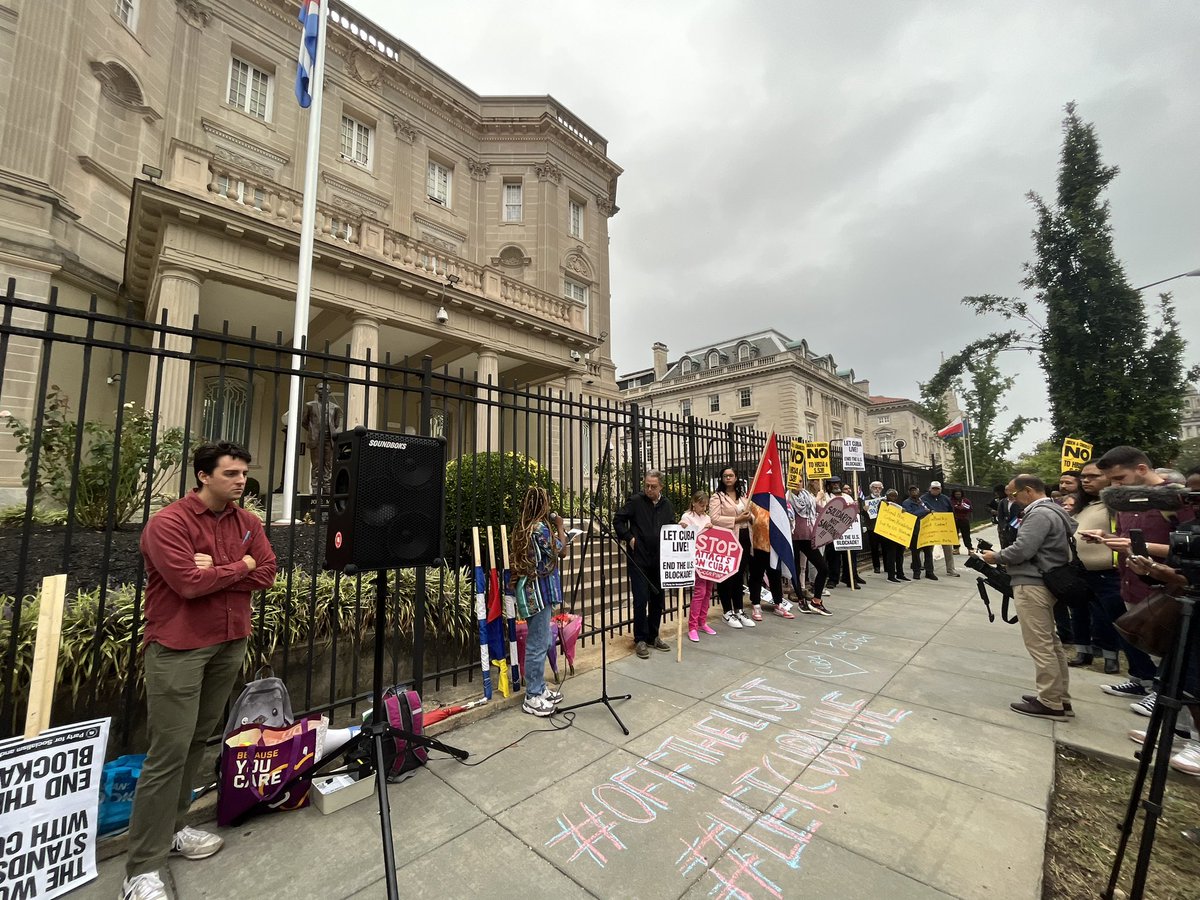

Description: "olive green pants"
125 638 246 878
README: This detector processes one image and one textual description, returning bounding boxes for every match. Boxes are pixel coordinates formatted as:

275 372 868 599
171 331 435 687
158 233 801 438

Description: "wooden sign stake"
24 574 67 739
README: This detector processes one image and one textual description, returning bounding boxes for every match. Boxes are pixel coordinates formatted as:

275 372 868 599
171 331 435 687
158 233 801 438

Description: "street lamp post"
1133 268 1200 292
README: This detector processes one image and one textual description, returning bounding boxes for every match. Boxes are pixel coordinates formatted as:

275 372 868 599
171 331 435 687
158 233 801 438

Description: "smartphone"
1129 528 1148 558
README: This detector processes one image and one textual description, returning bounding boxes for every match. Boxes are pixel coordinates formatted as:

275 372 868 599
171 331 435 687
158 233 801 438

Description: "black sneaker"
926 573 939 581
635 641 650 659
1102 681 1149 698
897 574 911 582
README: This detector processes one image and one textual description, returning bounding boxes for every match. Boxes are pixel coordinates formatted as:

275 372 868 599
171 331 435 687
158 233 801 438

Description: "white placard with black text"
659 526 696 588
834 519 864 551
841 437 865 471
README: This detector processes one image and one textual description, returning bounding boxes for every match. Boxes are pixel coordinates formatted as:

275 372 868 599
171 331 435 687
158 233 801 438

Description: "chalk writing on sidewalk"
811 631 876 653
784 651 869 679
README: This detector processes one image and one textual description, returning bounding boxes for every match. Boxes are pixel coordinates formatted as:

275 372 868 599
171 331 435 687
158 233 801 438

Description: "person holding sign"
124 442 278 900
615 471 677 658
921 482 960 577
786 480 829 613
902 485 936 580
680 491 718 642
708 467 756 628
864 481 886 573
880 489 910 582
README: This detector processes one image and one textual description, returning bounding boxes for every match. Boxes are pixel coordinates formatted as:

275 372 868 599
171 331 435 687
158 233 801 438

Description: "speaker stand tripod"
296 569 469 900
1104 587 1199 900
559 424 632 734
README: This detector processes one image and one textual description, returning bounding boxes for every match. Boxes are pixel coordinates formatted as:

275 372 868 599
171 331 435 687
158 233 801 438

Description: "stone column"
475 349 499 451
145 265 202 433
564 372 586 486
346 315 380 429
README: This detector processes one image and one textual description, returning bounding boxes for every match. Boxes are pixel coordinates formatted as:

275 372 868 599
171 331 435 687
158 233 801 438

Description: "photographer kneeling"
980 475 1078 719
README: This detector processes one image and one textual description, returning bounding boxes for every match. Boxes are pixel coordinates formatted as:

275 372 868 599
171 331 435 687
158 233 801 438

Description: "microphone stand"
559 424 633 734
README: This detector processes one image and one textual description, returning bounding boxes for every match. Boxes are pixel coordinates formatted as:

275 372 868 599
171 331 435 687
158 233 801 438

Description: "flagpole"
964 415 976 486
278 0 331 524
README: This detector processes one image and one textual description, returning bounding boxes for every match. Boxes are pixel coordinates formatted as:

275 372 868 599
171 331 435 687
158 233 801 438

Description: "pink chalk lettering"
545 803 626 867
648 734 723 767
748 803 821 868
722 678 806 715
772 731 828 767
709 707 774 733
859 707 913 726
707 848 784 900
636 751 696 792
689 714 750 752
819 691 870 715
676 815 741 877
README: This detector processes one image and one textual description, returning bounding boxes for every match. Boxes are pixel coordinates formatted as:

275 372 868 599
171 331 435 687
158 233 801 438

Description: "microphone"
1101 484 1187 512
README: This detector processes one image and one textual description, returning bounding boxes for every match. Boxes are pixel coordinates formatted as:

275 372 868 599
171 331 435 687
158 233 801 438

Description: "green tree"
963 103 1197 463
1172 436 1200 474
1010 439 1064 483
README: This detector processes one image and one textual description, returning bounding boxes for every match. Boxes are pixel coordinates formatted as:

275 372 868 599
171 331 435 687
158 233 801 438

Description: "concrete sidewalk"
83 536 1152 900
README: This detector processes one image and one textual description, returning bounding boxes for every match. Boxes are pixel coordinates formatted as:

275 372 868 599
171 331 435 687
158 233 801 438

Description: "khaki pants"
126 638 247 878
1013 584 1070 710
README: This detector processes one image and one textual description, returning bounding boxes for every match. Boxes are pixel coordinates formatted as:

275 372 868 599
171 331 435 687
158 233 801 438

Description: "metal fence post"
629 401 642 491
411 354 434 695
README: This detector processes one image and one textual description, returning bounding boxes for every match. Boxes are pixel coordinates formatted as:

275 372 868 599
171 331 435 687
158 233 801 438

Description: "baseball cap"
827 476 842 484
929 481 941 489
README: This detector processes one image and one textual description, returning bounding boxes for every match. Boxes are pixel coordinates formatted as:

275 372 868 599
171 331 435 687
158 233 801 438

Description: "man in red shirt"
122 442 276 900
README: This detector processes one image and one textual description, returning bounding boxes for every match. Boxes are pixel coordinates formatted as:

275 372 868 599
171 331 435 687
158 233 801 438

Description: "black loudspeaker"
324 426 446 572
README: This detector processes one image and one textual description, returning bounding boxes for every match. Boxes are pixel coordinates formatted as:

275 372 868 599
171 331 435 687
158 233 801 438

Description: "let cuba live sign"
0 719 109 900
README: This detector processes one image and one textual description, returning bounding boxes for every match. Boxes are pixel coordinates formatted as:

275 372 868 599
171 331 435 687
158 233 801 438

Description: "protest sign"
834 519 863 551
812 497 857 548
864 497 883 520
874 503 917 546
786 439 806 491
841 438 865 471
659 526 696 588
804 442 831 480
917 512 958 548
694 527 742 583
0 718 110 899
1061 438 1093 472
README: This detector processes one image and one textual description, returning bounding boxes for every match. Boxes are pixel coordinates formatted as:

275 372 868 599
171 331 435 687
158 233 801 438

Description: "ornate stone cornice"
320 171 391 211
348 49 383 90
200 119 290 167
535 159 562 183
391 115 418 143
595 194 618 217
176 0 214 27
467 160 490 180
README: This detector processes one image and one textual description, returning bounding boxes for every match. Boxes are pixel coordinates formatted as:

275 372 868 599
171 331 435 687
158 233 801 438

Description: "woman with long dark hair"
707 466 755 628
511 485 567 717
785 479 831 614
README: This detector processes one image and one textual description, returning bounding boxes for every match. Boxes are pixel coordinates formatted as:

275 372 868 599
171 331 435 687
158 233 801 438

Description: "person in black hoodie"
615 470 677 659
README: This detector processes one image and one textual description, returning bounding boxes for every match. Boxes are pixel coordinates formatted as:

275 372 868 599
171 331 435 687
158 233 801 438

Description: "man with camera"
980 474 1078 719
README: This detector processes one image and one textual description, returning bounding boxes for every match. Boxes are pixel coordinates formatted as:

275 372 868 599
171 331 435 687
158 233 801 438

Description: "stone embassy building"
0 0 621 494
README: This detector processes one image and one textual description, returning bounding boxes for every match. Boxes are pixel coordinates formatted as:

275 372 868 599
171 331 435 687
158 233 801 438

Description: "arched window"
878 432 895 455
707 349 720 369
679 356 692 374
737 343 751 361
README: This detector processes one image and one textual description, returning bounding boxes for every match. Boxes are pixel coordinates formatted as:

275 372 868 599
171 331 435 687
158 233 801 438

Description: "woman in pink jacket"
707 467 756 628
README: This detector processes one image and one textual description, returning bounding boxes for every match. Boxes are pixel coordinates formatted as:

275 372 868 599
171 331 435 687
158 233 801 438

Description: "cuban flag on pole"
938 416 966 440
751 432 799 583
296 0 321 108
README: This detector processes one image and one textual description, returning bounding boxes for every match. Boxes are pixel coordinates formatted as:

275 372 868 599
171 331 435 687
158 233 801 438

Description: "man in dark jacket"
981 474 1078 719
901 486 936 580
615 470 677 658
920 481 959 577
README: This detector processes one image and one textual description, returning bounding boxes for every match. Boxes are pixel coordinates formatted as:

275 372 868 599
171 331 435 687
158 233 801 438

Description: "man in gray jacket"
980 474 1078 719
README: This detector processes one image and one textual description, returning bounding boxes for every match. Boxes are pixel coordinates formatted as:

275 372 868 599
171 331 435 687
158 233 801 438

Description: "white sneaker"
724 611 743 629
170 826 223 860
541 687 563 705
121 872 168 900
736 611 756 628
1131 693 1156 717
1170 740 1200 776
522 693 556 717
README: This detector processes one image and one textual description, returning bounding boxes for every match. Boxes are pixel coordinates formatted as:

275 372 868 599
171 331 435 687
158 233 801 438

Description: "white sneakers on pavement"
170 826 223 860
121 872 167 900
522 693 556 717
736 611 756 627
724 611 742 629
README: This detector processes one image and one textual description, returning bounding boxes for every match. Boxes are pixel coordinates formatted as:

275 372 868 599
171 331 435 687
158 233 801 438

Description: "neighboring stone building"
1182 383 1200 442
867 396 949 470
0 0 620 495
618 331 873 441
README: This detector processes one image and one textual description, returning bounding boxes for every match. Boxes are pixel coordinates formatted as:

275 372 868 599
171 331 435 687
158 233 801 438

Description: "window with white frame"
709 394 720 413
427 159 452 205
115 0 137 29
738 343 751 361
876 414 890 425
564 278 588 309
707 350 720 369
681 400 692 417
201 377 249 445
503 180 522 222
340 115 372 168
806 423 817 442
805 387 814 407
739 388 752 408
228 58 272 121
569 198 584 238
680 357 691 374
878 432 895 455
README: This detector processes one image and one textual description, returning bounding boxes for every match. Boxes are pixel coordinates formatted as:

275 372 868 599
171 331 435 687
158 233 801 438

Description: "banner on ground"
834 519 863 551
786 439 806 491
0 718 110 899
841 437 865 471
659 525 696 588
917 512 958 548
804 442 831 481
1061 438 1093 472
694 527 742 583
874 503 917 546
812 496 857 549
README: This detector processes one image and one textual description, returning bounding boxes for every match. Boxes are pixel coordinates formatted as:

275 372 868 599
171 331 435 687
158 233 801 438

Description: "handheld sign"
864 497 883 520
841 437 865 471
804 442 832 481
660 525 697 588
694 527 743 583
874 502 917 546
834 519 864 551
786 439 806 491
917 512 959 548
812 497 857 548
0 718 110 899
1061 438 1092 472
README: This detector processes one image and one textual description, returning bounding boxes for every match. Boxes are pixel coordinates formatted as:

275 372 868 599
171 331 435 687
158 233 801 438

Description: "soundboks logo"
368 439 408 450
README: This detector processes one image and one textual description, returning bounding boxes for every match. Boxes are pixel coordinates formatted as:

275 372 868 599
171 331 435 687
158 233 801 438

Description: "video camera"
1104 486 1200 590
964 538 1018 624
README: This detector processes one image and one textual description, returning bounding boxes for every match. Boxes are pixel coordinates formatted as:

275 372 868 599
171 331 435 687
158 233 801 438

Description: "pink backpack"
381 687 428 782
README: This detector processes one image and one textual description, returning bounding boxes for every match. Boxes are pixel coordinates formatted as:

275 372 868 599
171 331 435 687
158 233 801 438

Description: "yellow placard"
804 442 831 481
787 439 806 491
917 512 959 548
874 502 917 546
1061 438 1093 472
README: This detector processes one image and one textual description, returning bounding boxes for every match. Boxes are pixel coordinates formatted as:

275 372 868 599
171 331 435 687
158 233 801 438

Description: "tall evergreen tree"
965 103 1197 463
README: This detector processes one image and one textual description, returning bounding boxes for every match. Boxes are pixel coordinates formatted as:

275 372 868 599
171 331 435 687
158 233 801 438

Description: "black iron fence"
0 278 955 748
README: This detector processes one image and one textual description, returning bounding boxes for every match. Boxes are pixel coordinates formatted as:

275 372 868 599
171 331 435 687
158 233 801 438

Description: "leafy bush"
0 504 69 527
2 387 186 527
443 452 564 560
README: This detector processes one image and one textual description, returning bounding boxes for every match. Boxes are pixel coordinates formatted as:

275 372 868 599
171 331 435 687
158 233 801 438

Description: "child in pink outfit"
680 491 717 642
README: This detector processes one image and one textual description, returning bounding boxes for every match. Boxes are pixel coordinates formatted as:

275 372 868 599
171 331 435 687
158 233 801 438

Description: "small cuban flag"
750 433 799 583
938 416 967 440
296 0 321 108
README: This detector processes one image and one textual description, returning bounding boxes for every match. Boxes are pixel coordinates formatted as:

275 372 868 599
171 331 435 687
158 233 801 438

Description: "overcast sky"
353 0 1200 454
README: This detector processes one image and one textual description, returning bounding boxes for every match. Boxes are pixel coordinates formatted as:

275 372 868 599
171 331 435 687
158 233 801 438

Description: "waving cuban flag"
751 432 799 583
296 0 321 108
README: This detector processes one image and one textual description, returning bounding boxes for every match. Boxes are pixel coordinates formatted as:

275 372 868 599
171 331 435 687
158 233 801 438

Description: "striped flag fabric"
938 416 966 440
750 432 799 583
295 0 321 108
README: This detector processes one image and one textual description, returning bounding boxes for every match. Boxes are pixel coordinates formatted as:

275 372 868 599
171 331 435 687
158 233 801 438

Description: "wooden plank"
24 574 67 739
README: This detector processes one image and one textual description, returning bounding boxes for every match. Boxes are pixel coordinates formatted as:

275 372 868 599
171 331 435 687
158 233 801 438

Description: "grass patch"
1045 746 1200 899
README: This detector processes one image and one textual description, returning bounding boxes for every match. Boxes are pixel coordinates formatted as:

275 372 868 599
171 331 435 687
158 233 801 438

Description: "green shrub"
443 452 564 559
0 504 69 527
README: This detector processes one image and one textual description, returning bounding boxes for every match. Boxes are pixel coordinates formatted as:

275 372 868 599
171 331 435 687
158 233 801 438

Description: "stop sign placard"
694 526 744 583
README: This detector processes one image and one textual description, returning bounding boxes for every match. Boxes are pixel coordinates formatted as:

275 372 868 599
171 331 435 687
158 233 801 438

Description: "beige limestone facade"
0 0 621 498
866 396 949 470
1181 384 1200 443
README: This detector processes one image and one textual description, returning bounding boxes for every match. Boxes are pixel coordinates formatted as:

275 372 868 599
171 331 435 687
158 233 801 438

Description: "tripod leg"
370 725 400 900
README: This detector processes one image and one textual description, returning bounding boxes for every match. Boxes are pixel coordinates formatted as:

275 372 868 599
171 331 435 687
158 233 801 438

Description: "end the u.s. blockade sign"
659 525 696 588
